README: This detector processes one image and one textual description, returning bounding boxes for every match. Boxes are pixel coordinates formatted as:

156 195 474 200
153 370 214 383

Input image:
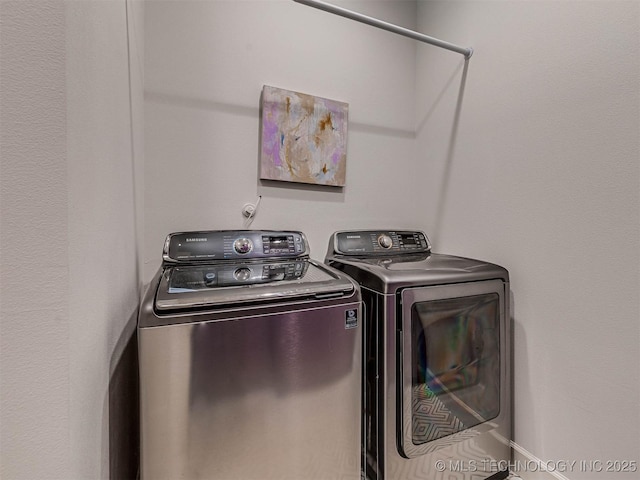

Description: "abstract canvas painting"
260 85 348 187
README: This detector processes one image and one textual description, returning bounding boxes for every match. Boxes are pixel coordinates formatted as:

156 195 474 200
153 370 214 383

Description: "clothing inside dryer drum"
411 294 500 444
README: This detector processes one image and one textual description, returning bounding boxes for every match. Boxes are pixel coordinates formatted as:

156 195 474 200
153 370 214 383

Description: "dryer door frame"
398 279 507 459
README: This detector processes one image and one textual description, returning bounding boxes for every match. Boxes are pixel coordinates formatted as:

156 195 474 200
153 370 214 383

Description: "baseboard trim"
510 442 572 480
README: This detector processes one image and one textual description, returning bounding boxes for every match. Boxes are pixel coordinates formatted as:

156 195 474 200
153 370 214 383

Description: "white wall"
1 3 70 477
416 1 639 478
143 0 423 280
0 1 143 478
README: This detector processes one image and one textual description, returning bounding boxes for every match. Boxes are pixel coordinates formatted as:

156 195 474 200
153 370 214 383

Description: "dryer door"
398 280 506 458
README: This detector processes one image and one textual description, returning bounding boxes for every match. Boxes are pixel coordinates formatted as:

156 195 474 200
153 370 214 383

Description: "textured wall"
0 1 142 478
1 2 70 477
415 1 639 478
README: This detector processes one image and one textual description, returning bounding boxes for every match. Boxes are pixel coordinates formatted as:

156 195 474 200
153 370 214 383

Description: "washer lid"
154 259 355 311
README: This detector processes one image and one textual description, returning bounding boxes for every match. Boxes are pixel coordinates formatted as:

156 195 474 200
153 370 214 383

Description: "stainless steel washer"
138 230 362 480
325 230 511 480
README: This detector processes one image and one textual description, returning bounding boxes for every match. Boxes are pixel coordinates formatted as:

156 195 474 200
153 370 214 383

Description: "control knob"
233 238 253 254
204 272 216 284
233 267 252 281
378 234 393 249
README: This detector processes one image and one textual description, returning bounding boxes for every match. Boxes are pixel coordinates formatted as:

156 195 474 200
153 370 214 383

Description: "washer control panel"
163 230 308 263
332 230 431 256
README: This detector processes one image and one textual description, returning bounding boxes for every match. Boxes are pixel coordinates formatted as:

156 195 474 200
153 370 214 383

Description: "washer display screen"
400 234 417 246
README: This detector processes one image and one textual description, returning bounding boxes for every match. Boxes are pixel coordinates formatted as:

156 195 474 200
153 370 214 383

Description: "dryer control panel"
163 230 309 263
331 230 431 256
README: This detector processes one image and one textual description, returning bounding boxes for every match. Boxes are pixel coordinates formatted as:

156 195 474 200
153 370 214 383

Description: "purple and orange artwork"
260 85 348 187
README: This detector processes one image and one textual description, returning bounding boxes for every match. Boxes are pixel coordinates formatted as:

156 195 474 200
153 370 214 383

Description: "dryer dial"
378 234 393 249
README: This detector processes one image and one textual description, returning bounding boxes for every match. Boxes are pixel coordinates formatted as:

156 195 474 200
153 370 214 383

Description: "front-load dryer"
325 230 511 480
138 230 362 480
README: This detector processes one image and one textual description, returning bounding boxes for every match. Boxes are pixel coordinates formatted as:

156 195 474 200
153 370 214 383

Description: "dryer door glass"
399 280 505 458
411 293 500 444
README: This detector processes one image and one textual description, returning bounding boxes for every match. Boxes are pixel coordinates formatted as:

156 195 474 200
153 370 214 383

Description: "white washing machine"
138 230 362 480
325 230 511 480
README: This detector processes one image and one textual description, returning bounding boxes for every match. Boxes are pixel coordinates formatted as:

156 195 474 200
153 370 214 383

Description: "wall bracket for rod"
293 0 473 59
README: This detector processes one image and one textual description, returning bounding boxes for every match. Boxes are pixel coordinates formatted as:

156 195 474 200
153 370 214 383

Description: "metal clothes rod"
293 0 473 59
